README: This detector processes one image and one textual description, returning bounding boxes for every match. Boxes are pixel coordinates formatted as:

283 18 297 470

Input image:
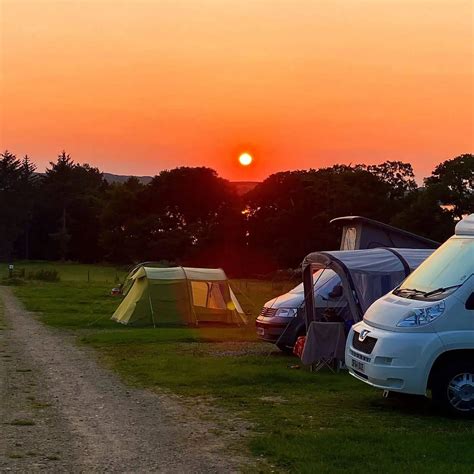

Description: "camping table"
301 321 346 371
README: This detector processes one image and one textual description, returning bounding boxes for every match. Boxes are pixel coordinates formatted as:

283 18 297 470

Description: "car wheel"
276 342 293 354
432 361 474 417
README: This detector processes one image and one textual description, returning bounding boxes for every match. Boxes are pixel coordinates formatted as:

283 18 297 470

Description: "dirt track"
0 287 247 472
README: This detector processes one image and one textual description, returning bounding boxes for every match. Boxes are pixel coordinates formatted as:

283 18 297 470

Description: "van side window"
341 227 357 250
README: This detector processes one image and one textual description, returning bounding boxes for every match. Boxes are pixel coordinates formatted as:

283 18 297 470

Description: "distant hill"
231 181 259 196
103 173 153 185
103 173 259 195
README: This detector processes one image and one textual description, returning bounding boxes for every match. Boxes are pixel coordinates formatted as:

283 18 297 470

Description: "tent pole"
148 290 156 328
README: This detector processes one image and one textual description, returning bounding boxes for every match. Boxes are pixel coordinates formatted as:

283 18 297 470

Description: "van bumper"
345 322 442 395
255 316 291 343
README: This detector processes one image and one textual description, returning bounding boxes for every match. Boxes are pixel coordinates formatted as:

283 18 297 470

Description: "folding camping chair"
301 322 346 373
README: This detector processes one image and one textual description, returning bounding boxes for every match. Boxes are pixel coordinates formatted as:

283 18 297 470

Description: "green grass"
8 262 474 473
8 260 126 283
14 281 124 329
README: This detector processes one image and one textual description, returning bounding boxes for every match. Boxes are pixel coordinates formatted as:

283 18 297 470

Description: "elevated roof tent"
331 216 440 250
455 214 474 236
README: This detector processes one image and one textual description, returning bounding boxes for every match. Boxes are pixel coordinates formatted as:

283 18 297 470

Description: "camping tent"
112 266 247 327
302 248 435 327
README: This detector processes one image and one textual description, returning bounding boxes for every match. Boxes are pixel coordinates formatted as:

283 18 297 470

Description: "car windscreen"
289 269 338 295
397 238 473 298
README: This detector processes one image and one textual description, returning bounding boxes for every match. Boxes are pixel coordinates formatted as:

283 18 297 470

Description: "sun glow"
238 153 253 166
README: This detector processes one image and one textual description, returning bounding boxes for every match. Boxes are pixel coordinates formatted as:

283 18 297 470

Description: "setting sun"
238 153 253 166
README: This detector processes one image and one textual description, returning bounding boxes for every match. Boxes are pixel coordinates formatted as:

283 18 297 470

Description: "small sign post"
8 264 14 279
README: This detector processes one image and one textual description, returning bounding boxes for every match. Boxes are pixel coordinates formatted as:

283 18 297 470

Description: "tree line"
0 150 472 275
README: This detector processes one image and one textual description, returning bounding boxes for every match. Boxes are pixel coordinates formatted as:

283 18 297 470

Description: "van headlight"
275 308 297 318
397 301 445 327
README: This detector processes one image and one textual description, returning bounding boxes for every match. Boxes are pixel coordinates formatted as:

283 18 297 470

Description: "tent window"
190 281 228 309
191 281 208 307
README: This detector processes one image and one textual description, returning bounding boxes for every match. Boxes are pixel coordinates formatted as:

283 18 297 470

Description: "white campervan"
346 214 474 416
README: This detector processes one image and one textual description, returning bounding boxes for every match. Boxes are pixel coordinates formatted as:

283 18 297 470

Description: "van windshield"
289 269 337 294
396 238 473 299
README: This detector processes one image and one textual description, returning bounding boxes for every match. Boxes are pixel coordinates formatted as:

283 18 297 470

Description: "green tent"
112 266 247 327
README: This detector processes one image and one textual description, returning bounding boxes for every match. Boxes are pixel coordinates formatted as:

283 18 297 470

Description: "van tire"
431 361 474 417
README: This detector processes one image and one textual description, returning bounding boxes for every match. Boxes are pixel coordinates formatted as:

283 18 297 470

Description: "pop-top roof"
455 214 474 236
330 215 440 248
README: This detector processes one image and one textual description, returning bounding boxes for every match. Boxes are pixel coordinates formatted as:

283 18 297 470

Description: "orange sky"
0 0 472 181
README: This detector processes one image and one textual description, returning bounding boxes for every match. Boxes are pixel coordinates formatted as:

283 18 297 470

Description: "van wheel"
432 362 474 417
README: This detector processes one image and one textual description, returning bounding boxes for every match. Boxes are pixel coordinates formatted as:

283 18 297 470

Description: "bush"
27 269 60 282
0 277 25 286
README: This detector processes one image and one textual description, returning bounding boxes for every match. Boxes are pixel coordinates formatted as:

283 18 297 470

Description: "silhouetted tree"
17 155 38 259
141 167 244 269
99 177 147 262
424 154 474 219
359 161 417 200
245 165 392 269
0 151 37 261
390 187 455 243
2 150 470 275
30 152 107 261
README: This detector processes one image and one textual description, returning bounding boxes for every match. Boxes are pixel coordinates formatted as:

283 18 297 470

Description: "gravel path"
0 287 248 473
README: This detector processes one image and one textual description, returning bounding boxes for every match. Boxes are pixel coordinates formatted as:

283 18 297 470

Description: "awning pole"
303 263 315 330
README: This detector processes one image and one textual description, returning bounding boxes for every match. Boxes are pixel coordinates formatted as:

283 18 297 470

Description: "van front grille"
259 307 278 318
352 331 377 354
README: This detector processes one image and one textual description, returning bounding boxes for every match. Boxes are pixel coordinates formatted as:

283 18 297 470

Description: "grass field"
7 262 474 473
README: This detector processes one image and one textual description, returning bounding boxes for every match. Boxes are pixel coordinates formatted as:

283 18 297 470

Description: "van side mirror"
466 293 474 310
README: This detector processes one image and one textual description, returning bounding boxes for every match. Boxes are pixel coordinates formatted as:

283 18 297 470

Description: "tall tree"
424 154 474 219
245 170 316 271
30 152 107 261
245 165 393 269
359 161 418 200
99 177 147 262
17 155 38 259
141 167 244 268
390 187 455 243
0 151 37 261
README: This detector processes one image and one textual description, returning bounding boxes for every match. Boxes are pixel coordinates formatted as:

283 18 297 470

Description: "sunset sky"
1 0 472 181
